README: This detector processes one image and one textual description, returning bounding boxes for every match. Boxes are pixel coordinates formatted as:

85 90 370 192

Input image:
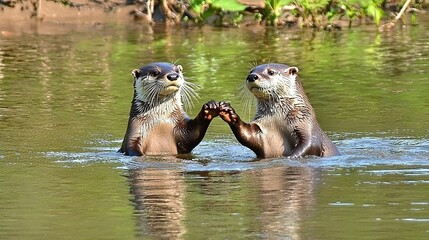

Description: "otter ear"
285 66 299 76
131 69 141 79
177 65 183 73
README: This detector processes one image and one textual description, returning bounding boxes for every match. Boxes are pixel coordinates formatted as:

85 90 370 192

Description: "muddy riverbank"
1 0 428 34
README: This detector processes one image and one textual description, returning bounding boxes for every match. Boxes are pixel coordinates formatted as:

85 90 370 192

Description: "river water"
0 19 428 239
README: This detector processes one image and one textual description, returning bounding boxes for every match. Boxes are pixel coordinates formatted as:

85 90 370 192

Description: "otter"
219 63 340 158
119 62 218 156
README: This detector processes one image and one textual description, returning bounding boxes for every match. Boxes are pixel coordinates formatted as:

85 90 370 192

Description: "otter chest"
137 111 180 155
143 122 177 155
256 115 296 157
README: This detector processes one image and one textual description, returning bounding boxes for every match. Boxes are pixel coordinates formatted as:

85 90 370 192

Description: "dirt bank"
1 0 427 35
0 0 139 34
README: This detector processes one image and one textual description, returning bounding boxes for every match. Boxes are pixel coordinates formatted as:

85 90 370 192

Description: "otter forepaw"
219 101 239 124
202 100 219 120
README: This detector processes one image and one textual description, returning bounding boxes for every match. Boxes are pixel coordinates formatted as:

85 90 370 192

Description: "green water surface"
0 19 428 239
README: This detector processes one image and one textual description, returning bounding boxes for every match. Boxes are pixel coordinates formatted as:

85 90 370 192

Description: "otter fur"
119 62 218 156
219 63 340 158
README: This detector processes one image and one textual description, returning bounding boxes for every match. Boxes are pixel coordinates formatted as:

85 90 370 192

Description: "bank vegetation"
1 0 428 30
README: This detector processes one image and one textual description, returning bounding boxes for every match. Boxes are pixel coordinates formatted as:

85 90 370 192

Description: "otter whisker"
183 81 200 95
180 93 191 109
239 84 255 120
172 59 181 65
248 60 258 69
184 81 201 93
181 87 196 109
141 81 155 99
145 82 163 106
181 93 193 109
181 82 200 109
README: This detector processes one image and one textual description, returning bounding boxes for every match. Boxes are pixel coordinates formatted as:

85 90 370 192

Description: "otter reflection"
128 164 318 239
129 167 186 239
253 166 318 239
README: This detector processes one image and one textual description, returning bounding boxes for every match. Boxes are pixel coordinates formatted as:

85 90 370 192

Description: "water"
1 18 429 239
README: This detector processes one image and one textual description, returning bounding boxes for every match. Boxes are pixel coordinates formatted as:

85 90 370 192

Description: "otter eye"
149 70 160 77
267 69 275 76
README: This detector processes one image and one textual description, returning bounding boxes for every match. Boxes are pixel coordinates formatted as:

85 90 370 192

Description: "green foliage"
212 0 247 11
296 0 331 26
326 0 361 26
190 0 247 13
190 0 205 14
299 0 330 13
294 0 385 27
2 0 417 28
261 0 383 27
260 0 389 27
189 0 247 25
362 0 384 25
340 0 361 19
410 12 417 25
264 0 293 25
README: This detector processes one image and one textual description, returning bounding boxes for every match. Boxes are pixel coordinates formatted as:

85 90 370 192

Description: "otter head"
132 62 185 103
246 63 299 100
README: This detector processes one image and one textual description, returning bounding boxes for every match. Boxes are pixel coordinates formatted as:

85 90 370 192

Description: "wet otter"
119 62 218 156
219 63 340 158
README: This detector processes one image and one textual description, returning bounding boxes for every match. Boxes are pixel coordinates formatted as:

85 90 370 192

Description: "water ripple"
44 137 429 171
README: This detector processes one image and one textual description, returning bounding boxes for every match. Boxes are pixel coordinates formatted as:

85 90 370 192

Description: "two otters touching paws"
119 62 340 158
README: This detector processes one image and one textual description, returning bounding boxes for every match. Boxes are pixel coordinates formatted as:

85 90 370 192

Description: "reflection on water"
130 167 186 239
1 17 429 239
127 158 318 239
252 166 317 238
0 49 3 80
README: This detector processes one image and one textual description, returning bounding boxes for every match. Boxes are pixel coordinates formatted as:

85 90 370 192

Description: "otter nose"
167 73 179 81
247 73 259 82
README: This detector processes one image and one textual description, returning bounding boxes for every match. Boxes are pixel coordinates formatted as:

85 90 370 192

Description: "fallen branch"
379 0 413 31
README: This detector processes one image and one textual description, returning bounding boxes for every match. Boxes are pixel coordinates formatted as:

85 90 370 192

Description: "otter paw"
203 100 219 120
219 101 238 124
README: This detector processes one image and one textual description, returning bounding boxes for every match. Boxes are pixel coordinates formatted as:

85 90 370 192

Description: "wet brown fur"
119 62 218 156
219 63 340 158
